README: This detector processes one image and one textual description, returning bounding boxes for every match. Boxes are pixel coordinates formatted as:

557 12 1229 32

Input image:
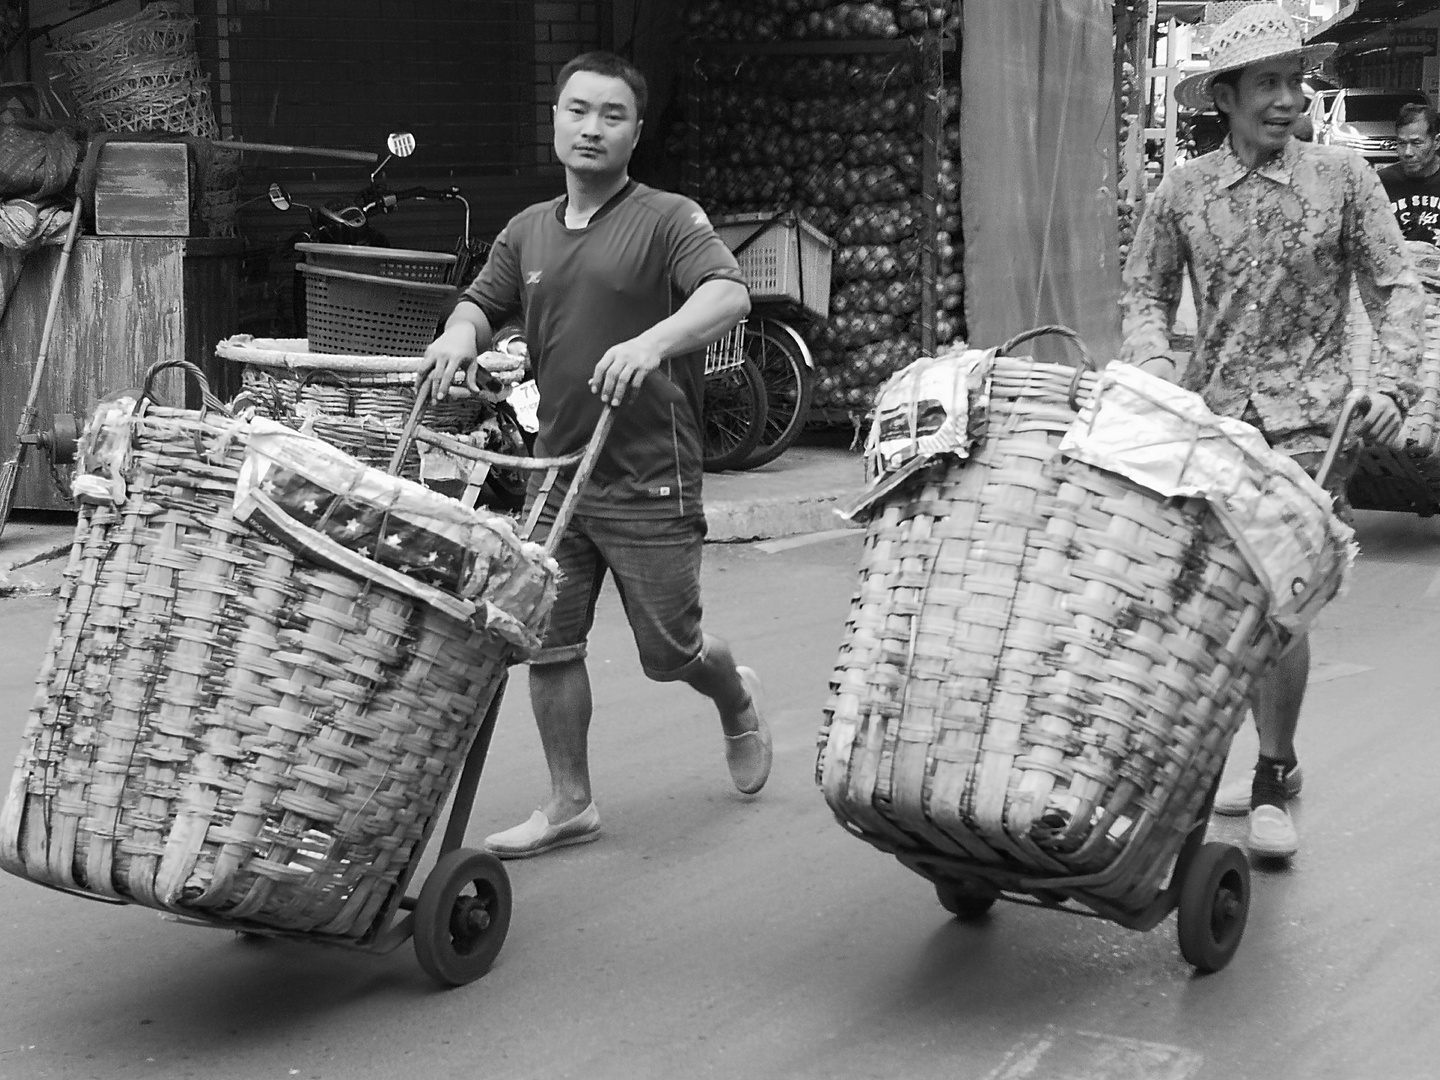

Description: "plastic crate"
300 263 457 356
296 242 457 284
704 320 746 374
713 212 833 320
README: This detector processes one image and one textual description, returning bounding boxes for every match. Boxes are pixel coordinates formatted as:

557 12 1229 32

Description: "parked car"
1309 87 1430 164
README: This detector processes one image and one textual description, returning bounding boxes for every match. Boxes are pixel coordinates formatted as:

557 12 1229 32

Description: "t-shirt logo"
525 270 543 285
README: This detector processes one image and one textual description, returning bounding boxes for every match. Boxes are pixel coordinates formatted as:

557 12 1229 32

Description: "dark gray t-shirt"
461 181 745 519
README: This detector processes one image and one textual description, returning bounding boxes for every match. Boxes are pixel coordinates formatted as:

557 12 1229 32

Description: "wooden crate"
0 237 241 511
93 141 191 237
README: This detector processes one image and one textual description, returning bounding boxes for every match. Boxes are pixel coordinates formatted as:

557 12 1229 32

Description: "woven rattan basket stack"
0 361 557 943
219 336 492 481
819 329 1349 929
1346 245 1440 516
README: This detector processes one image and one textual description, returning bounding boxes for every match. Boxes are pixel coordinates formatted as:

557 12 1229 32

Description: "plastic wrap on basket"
818 337 1354 915
1059 364 1356 636
0 364 557 938
234 418 556 648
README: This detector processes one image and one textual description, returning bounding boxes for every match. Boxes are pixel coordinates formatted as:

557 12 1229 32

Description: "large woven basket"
0 362 552 941
819 333 1293 915
218 336 489 480
1346 254 1440 515
47 2 219 139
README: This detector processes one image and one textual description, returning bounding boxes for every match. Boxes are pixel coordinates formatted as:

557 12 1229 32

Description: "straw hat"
1174 3 1336 111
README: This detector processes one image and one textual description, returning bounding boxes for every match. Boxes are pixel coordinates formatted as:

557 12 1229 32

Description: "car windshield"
1345 95 1424 123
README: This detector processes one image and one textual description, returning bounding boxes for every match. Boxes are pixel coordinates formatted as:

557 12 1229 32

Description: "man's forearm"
446 300 497 353
632 280 750 359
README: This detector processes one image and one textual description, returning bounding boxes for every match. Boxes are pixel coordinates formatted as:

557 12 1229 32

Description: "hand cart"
0 359 613 987
820 329 1358 973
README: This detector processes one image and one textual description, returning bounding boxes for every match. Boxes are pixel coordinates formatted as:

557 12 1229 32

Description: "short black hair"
1209 69 1244 117
1397 102 1440 137
554 51 648 122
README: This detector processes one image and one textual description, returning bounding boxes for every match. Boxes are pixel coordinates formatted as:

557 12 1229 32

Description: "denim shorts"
530 512 707 680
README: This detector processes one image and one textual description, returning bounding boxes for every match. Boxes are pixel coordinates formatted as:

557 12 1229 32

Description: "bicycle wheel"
703 355 768 472
740 317 814 469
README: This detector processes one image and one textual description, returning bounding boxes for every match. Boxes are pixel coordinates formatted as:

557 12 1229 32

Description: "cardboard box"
93 142 192 237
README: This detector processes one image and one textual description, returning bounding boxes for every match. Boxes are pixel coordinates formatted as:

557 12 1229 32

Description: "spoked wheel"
703 354 768 471
935 877 1000 922
740 317 813 470
1176 841 1250 972
413 848 513 986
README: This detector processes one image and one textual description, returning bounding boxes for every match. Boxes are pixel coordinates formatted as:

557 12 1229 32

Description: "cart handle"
1314 391 1371 490
393 373 614 555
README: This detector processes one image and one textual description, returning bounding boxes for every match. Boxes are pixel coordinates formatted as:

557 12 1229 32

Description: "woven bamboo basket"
0 361 555 941
819 331 1298 917
217 336 489 481
47 3 219 139
1346 252 1440 516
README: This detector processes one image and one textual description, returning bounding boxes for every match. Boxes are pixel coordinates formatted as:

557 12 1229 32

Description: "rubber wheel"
413 848 513 986
739 318 814 470
935 878 999 922
1176 841 1250 972
703 354 768 471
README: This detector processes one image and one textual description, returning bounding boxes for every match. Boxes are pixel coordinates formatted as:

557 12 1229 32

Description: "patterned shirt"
1121 137 1424 445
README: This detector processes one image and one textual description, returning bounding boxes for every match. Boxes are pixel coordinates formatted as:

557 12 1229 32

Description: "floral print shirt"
1121 137 1424 444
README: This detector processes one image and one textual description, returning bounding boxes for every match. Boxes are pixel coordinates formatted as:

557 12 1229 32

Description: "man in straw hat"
1120 4 1425 859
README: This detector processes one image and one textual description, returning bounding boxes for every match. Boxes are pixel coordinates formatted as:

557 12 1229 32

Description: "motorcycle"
267 132 532 511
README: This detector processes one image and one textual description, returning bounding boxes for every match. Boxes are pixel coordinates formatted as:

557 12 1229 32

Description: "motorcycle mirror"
268 182 292 211
387 132 416 158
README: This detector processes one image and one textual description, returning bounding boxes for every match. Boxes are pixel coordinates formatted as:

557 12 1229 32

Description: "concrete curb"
704 493 861 543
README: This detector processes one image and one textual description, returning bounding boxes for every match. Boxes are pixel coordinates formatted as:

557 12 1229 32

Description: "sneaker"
483 803 601 859
1213 762 1303 816
724 667 772 795
1247 804 1299 859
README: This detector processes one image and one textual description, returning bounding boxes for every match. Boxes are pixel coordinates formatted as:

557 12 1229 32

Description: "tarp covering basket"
0 361 557 941
818 327 1348 918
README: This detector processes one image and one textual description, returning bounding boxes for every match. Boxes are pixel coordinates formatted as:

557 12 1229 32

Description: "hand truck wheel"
1176 841 1250 972
413 848 513 986
935 877 999 922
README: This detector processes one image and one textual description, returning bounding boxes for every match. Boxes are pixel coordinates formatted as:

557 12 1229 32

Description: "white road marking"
1425 567 1440 598
986 1027 1202 1080
1308 660 1373 685
755 528 859 554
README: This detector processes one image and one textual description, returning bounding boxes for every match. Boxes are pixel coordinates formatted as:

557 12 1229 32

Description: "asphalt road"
1 516 1438 1080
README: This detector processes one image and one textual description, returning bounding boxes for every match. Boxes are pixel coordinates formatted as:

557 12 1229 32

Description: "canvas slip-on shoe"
1247 804 1299 859
484 802 601 859
1213 763 1303 816
724 667 772 795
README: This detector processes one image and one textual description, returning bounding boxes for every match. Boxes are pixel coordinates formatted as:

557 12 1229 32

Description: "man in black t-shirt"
1379 102 1440 244
421 52 770 859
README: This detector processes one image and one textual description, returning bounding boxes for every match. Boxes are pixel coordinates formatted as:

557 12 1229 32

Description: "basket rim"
216 335 429 369
295 242 458 266
711 210 836 250
297 262 457 295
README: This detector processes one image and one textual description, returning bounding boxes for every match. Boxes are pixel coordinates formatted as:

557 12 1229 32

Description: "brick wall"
531 1 608 169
